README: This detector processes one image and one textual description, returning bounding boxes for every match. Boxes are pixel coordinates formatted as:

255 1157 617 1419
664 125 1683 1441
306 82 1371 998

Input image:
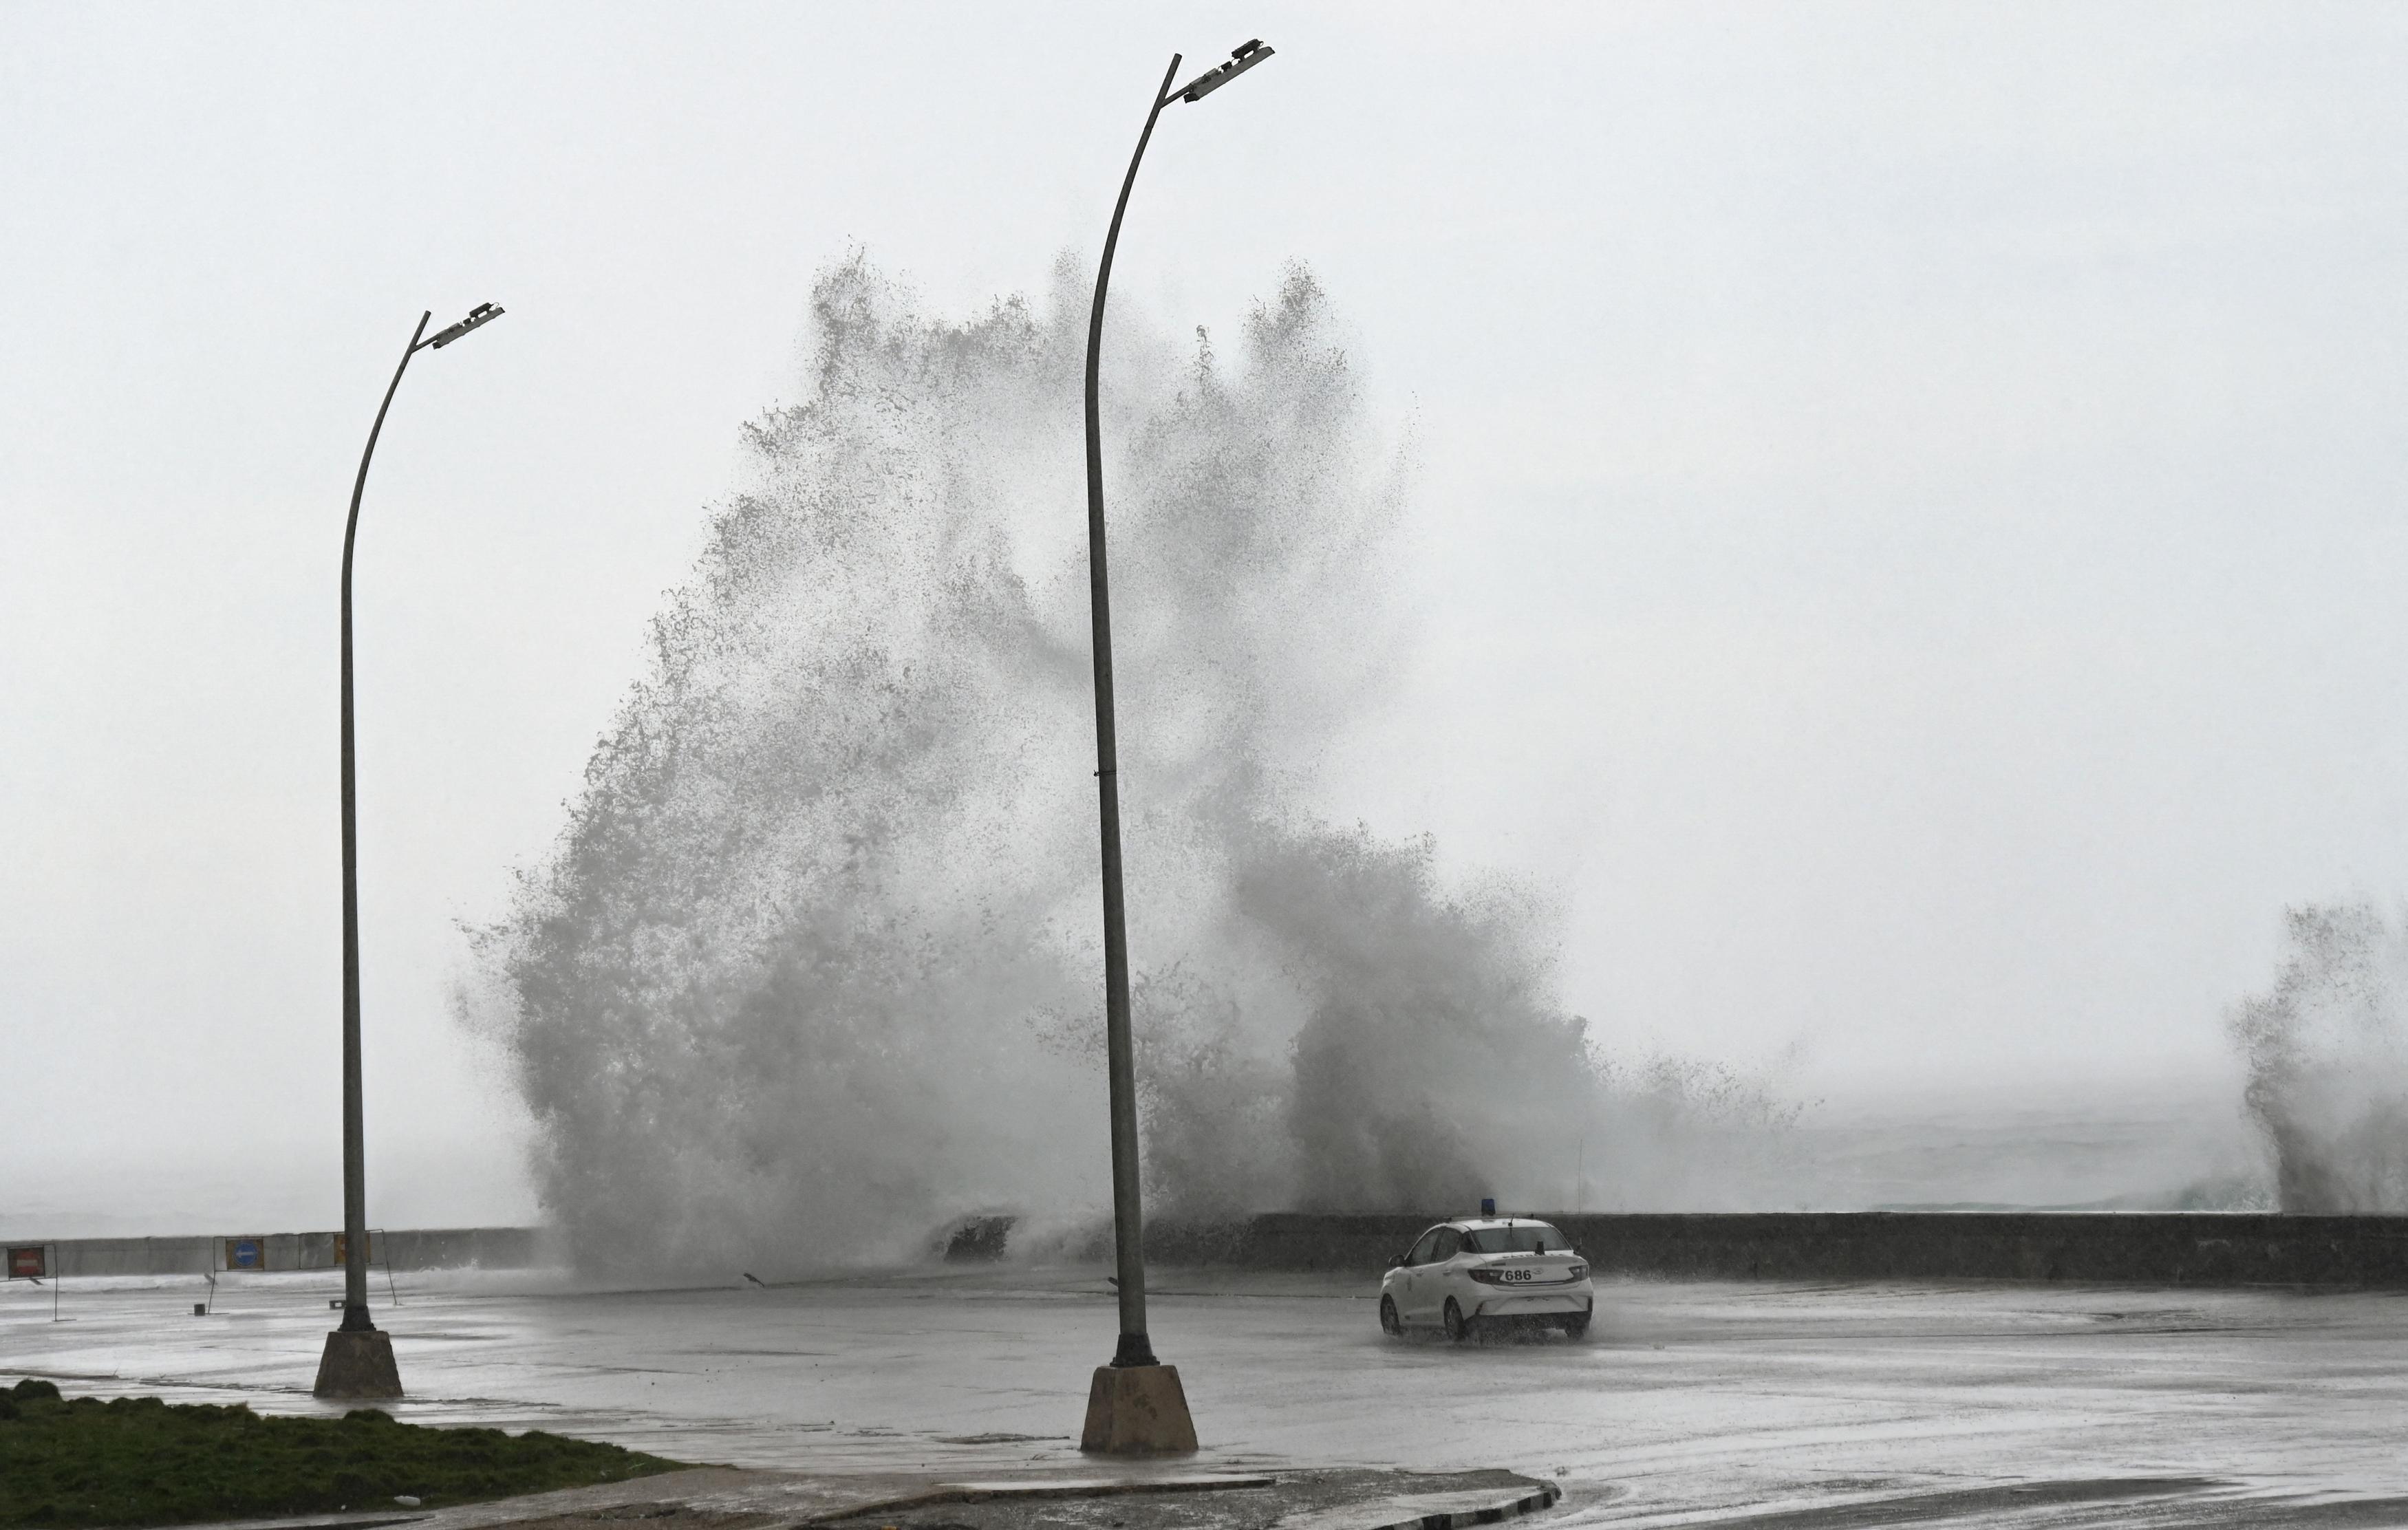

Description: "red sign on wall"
6 1246 45 1280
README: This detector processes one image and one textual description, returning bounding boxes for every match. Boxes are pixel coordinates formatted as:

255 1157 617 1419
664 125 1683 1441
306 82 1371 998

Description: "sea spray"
2229 902 2408 1211
467 254 1789 1272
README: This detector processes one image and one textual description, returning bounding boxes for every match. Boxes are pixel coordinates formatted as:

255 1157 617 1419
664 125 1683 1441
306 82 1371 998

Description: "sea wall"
13 1227 548 1278
1156 1211 2408 1287
25 1214 2408 1286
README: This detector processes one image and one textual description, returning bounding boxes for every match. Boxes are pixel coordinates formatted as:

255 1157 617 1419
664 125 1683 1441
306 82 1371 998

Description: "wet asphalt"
8 1263 2407 1526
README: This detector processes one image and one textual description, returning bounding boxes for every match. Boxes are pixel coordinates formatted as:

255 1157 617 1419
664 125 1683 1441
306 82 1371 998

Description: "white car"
1379 1218 1593 1341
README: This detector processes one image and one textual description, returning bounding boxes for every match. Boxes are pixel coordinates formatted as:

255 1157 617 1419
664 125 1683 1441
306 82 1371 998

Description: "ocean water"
1763 1075 2268 1213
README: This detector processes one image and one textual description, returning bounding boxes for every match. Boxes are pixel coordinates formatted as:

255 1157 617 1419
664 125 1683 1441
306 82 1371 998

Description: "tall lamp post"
314 301 504 1401
1077 40 1273 1455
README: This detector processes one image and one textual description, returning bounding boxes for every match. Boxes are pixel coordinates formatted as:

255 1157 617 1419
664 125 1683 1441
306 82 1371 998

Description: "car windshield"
1461 1223 1568 1254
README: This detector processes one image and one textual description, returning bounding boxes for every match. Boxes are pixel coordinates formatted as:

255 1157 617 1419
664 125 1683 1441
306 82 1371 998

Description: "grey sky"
6 2 2407 1230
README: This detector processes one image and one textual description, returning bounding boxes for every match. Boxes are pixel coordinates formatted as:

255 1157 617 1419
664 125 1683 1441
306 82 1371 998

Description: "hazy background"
6 1 2406 1235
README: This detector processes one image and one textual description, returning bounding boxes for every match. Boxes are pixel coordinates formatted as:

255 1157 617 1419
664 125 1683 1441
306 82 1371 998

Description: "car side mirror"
1393 1252 1409 1269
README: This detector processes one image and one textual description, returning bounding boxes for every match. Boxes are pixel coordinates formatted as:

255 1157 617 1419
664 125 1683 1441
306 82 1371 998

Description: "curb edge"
1388 1481 1561 1530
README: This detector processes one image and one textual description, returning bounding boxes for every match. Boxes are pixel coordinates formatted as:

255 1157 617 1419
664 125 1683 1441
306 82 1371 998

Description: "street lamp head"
1174 39 1273 103
427 302 504 349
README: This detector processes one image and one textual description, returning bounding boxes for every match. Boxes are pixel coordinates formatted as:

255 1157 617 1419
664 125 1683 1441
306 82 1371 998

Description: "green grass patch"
0 1377 687 1528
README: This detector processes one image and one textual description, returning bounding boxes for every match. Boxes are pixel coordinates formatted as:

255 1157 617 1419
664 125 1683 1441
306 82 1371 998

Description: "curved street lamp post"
314 302 504 1401
1078 41 1273 1454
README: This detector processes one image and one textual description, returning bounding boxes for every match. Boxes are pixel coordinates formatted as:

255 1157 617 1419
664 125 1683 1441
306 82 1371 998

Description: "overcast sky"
7 1 2407 1233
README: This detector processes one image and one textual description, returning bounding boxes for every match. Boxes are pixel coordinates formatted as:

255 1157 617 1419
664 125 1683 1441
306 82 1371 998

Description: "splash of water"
2228 902 2408 1211
466 255 1785 1273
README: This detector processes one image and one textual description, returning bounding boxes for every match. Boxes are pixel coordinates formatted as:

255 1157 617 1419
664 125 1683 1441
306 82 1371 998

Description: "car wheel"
1560 1309 1591 1339
1443 1297 1472 1343
1380 1296 1403 1336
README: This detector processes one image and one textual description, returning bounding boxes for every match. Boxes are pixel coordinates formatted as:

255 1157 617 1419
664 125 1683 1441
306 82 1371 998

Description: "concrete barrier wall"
40 1238 217 1278
26 1227 548 1278
1159 1211 2408 1287
31 1214 2408 1286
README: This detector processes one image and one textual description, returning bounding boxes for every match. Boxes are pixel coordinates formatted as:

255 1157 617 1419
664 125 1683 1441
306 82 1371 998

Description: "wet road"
6 1264 2405 1525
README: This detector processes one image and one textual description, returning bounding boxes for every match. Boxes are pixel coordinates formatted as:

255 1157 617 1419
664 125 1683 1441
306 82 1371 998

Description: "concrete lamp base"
313 1329 403 1401
1079 1364 1198 1454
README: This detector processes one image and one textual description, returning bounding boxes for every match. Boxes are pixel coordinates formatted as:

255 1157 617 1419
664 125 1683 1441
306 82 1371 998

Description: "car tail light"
1469 1263 1587 1284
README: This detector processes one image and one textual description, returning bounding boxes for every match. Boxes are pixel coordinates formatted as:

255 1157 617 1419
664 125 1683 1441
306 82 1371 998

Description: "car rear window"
1461 1223 1569 1254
